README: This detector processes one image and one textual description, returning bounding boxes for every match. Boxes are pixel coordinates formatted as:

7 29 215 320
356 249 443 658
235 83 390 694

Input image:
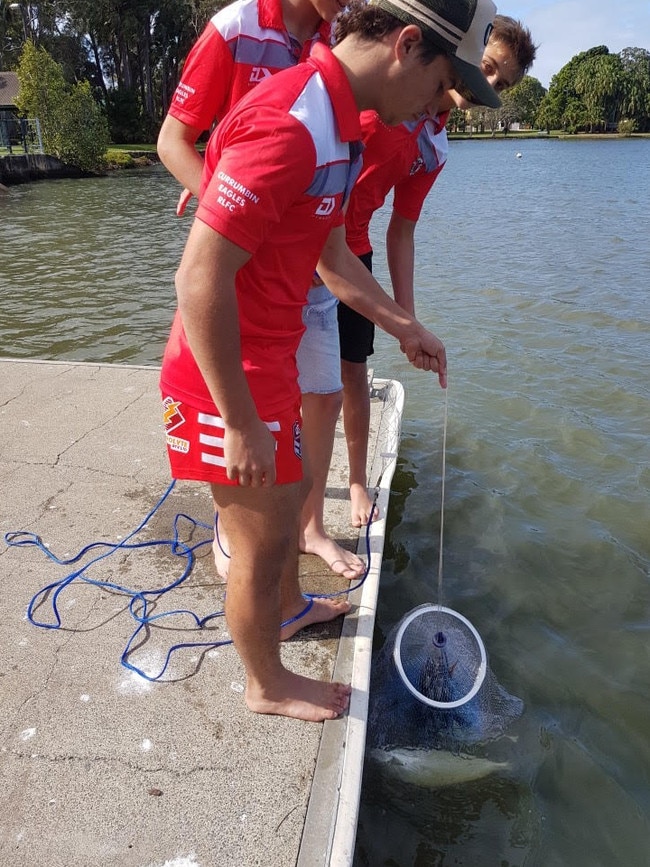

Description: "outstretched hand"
176 188 193 217
400 327 447 388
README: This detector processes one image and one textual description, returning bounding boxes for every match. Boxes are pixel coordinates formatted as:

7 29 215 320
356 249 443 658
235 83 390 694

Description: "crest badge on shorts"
293 420 302 460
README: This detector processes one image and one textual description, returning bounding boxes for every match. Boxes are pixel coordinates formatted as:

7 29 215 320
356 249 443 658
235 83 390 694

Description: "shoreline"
2 134 648 185
0 150 160 186
447 131 650 141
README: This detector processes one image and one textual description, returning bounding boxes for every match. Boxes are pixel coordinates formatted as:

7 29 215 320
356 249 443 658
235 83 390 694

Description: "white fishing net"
368 604 524 752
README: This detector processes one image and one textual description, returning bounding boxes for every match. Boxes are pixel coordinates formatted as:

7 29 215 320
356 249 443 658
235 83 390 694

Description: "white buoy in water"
516 152 523 158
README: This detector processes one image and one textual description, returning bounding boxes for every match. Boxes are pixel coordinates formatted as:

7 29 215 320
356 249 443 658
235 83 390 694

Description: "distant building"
0 71 42 154
0 71 21 151
0 71 20 109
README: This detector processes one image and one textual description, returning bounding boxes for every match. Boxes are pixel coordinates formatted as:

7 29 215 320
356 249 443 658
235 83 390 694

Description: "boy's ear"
396 24 424 59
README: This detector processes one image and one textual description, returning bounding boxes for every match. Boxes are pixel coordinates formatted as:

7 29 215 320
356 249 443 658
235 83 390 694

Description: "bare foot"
280 596 351 641
350 483 379 528
212 536 230 581
300 531 365 580
245 669 351 720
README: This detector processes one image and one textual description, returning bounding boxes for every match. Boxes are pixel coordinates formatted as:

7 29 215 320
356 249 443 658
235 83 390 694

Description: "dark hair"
333 0 447 64
490 15 537 76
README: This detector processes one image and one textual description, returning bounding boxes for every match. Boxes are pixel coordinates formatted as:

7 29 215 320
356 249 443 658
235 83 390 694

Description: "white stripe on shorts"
198 412 225 428
201 451 227 467
198 411 281 432
199 433 224 448
198 411 281 468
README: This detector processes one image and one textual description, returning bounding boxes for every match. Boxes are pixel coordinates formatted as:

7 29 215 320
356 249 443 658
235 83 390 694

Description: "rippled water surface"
357 139 649 867
2 166 186 363
2 139 649 866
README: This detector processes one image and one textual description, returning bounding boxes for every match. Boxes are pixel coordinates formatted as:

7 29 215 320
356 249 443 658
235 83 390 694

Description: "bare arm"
317 226 447 387
386 210 416 316
157 115 205 215
176 219 277 485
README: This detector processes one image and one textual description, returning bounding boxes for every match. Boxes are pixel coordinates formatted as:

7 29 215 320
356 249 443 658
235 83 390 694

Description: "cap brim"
451 56 501 108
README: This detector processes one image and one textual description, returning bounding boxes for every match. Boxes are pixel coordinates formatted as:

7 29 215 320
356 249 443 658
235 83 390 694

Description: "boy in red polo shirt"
158 0 339 205
336 15 537 528
158 0 368 583
160 0 500 721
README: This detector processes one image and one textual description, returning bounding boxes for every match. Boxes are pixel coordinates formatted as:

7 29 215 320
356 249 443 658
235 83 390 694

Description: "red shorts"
161 393 303 485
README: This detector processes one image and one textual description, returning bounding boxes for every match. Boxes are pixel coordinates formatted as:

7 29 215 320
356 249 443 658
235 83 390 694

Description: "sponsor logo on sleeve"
173 81 196 106
215 171 260 213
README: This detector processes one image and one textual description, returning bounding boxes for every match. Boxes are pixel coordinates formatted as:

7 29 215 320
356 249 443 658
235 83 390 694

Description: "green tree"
536 45 610 133
535 96 560 133
466 106 490 135
492 90 518 135
16 40 109 170
53 79 110 169
447 107 466 134
507 75 546 128
55 0 224 138
574 52 624 132
562 96 589 134
619 47 650 132
15 40 66 148
0 0 28 68
482 78 546 137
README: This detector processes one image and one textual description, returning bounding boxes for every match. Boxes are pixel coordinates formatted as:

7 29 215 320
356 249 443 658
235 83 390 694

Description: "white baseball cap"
370 0 501 108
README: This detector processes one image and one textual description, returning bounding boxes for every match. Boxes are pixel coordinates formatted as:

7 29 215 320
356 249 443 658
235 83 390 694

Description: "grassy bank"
104 145 160 169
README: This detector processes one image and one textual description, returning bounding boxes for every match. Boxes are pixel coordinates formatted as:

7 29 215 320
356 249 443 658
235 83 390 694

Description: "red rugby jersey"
345 111 450 256
168 0 330 132
161 44 363 417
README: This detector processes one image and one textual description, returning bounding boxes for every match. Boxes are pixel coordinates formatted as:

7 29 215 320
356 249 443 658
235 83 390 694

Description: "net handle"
393 604 487 709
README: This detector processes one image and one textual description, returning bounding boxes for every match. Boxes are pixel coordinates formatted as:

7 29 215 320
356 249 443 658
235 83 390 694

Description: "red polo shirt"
161 44 363 417
346 110 450 256
168 0 330 132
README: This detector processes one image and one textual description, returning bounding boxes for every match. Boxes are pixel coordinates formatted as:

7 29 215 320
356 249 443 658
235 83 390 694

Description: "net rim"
392 604 487 709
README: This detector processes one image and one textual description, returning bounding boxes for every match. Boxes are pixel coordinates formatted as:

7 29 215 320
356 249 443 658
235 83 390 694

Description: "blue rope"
5 482 376 682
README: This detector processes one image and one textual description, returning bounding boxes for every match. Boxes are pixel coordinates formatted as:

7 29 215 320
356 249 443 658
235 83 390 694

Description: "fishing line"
437 385 449 605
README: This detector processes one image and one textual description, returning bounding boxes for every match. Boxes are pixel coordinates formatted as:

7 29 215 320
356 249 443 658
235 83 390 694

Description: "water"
357 139 650 867
2 139 649 865
1 166 186 364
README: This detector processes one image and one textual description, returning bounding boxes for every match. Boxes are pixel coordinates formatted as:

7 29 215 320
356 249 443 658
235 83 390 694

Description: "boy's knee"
325 389 344 417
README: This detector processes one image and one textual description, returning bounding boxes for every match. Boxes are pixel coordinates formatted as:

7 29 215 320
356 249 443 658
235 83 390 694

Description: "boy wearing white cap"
334 12 536 528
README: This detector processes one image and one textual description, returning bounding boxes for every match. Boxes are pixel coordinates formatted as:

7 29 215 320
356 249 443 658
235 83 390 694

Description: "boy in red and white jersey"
160 0 500 721
158 0 340 203
158 0 367 583
335 15 537 528
160 44 364 428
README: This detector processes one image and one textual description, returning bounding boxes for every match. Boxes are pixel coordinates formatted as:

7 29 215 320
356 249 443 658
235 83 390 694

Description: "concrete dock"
0 359 403 867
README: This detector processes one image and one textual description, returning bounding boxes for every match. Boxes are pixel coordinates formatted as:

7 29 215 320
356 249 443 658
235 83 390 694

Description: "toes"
328 557 365 579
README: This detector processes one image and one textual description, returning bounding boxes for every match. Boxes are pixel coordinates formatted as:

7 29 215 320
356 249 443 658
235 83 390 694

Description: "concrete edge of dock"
298 378 404 866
